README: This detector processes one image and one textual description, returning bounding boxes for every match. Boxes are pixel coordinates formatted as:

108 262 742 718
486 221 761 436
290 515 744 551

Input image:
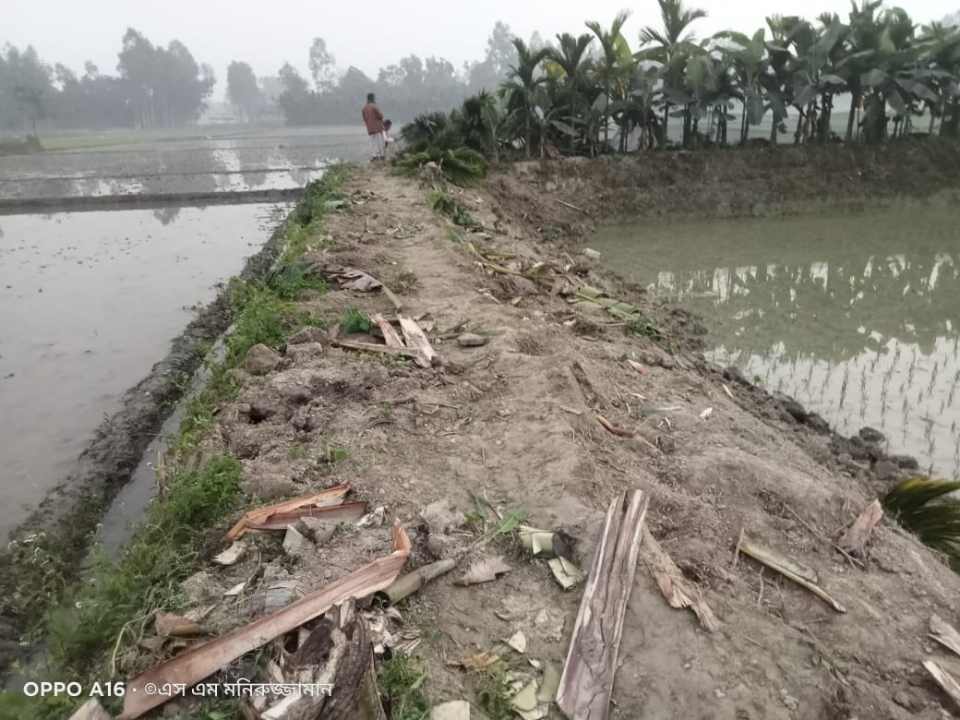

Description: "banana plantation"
400 0 960 166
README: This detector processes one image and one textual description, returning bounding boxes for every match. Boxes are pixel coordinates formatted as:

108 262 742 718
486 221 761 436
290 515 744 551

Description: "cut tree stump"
556 489 649 720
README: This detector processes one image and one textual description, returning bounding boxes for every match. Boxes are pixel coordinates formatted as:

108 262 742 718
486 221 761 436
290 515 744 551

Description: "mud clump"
244 343 283 375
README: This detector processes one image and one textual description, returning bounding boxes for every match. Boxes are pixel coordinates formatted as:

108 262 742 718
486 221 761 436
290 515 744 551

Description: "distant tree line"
0 29 214 132
5 4 959 142
229 22 521 125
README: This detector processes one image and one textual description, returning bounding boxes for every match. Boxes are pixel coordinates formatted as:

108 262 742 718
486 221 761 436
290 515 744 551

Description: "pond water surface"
592 205 960 479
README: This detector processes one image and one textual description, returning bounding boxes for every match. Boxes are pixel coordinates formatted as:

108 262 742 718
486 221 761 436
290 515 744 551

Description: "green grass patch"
885 477 960 571
429 191 478 228
225 282 295 363
378 655 429 720
322 446 349 464
340 307 373 334
625 316 662 340
268 259 328 300
48 455 242 675
475 664 514 720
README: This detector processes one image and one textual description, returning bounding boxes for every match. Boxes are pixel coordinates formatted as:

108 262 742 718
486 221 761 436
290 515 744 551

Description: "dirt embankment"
105 154 960 719
484 138 960 238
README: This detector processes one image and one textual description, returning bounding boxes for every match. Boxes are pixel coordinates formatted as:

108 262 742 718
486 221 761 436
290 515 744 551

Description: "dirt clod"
244 343 282 375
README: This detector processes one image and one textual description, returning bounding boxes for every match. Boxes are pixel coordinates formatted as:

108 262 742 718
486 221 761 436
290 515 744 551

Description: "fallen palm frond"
225 485 351 541
736 535 846 613
930 614 960 658
396 146 488 184
640 526 720 632
575 286 662 338
884 477 960 571
120 524 411 719
557 490 649 720
924 660 960 709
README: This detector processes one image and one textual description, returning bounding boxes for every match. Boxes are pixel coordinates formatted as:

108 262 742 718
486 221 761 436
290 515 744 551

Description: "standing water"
0 204 286 539
0 126 371 541
591 205 960 479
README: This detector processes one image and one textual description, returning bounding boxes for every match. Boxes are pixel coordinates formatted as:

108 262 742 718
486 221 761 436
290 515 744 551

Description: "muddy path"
108 153 960 719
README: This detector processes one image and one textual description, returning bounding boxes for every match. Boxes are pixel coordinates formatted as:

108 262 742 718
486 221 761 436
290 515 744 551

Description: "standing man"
362 93 386 161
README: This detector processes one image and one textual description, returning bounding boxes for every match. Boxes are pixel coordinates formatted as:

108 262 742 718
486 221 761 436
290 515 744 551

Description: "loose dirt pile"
117 157 960 719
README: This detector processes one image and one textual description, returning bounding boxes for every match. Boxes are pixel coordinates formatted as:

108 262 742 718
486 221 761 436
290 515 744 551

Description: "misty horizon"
5 0 960 100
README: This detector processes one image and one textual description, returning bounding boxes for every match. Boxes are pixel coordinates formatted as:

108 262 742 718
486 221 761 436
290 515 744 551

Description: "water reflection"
152 206 183 225
592 206 960 478
0 203 285 539
0 128 351 201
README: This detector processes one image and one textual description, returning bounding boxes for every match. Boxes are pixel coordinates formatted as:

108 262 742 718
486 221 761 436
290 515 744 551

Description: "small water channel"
0 203 287 539
592 204 960 479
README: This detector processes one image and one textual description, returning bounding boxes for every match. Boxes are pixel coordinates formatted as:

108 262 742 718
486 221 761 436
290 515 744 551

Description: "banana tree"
501 38 551 158
836 0 888 141
762 15 803 143
639 0 708 143
858 7 918 143
609 65 662 150
683 49 733 146
548 33 595 152
916 22 960 136
530 86 567 158
715 28 768 144
586 11 632 150
789 18 849 142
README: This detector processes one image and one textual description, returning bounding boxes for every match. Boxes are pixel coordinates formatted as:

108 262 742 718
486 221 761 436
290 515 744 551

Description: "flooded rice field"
0 125 368 200
592 205 960 479
0 125 370 539
0 203 286 539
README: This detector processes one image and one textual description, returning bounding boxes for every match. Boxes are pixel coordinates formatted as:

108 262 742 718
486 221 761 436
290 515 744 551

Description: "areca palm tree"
787 17 849 143
501 38 551 158
586 11 632 150
638 0 708 142
548 33 595 151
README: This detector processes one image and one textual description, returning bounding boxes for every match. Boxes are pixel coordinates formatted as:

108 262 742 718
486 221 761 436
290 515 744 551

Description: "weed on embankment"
0 166 349 719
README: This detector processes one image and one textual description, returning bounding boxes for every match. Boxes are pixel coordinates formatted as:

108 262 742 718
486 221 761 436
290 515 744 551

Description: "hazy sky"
5 0 958 98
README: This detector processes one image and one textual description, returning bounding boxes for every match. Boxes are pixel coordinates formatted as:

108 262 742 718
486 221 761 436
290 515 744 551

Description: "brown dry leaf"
460 651 502 671
455 555 511 586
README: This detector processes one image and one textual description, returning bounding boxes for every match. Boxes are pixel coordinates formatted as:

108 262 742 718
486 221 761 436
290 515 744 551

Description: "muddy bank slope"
100 159 960 719
485 139 960 237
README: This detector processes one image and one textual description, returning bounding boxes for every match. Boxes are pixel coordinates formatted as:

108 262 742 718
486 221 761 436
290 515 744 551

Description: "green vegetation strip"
0 165 349 720
884 477 960 571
